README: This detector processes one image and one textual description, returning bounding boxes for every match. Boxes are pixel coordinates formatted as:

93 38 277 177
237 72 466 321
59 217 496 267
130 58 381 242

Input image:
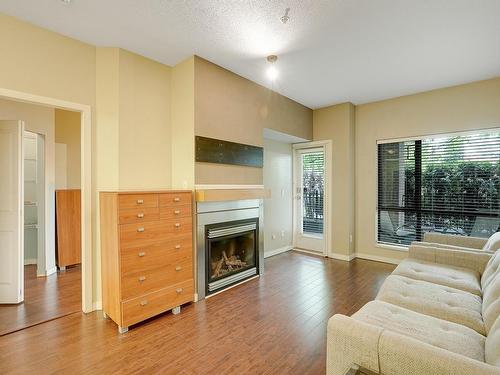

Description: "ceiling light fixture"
60 0 72 4
266 55 278 81
280 8 290 24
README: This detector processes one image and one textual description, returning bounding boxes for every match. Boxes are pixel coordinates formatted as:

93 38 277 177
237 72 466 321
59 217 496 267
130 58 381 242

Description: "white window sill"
375 243 409 252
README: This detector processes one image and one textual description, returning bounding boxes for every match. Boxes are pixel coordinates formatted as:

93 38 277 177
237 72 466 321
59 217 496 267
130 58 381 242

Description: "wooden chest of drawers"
99 191 194 333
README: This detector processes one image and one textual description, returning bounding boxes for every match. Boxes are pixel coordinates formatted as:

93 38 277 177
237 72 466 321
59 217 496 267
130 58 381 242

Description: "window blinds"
377 130 500 246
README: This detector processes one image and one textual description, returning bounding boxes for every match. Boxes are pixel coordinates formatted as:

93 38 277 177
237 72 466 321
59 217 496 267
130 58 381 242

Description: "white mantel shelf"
195 188 271 202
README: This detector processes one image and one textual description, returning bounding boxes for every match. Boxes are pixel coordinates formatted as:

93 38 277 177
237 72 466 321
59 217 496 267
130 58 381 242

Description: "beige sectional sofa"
327 234 500 375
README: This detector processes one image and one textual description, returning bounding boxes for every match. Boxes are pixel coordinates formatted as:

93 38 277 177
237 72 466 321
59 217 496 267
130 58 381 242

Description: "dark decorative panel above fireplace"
195 136 263 168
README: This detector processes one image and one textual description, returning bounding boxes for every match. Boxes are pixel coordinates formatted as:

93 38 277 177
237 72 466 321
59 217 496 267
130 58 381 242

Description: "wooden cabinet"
55 189 81 269
99 191 194 333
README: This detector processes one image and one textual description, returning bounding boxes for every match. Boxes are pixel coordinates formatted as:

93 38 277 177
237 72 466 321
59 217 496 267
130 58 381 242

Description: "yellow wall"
355 77 500 262
55 109 81 189
194 56 313 185
313 103 355 258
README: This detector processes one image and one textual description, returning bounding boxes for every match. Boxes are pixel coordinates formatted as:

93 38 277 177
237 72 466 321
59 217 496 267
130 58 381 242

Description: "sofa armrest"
327 315 383 375
379 330 500 375
423 232 487 250
409 244 492 274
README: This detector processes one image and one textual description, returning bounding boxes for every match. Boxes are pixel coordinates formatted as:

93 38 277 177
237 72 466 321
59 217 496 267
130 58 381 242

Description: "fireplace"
197 199 264 299
206 219 258 294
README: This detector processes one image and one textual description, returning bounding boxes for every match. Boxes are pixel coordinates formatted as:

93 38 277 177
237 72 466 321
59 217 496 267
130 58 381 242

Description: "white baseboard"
195 184 264 190
24 258 37 265
264 245 293 258
92 301 102 311
327 253 356 262
354 252 402 265
37 266 57 277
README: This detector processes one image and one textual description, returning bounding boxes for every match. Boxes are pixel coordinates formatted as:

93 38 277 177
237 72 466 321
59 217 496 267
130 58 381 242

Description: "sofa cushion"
483 232 500 252
482 249 500 290
376 275 485 334
392 258 482 296
352 300 486 362
486 316 500 367
483 272 500 334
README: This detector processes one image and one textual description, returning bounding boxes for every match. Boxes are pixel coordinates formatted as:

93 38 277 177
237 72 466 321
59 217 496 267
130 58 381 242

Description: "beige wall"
118 49 172 190
263 138 294 256
0 99 56 275
171 57 195 190
96 48 172 191
313 103 355 258
194 56 312 185
55 109 81 189
355 77 500 262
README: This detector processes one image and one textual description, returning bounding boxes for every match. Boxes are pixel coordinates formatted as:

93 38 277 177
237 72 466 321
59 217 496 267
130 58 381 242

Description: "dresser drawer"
120 235 192 275
159 204 192 220
119 207 160 224
159 192 192 207
120 221 169 248
120 217 193 249
121 257 193 300
119 194 158 210
121 279 194 327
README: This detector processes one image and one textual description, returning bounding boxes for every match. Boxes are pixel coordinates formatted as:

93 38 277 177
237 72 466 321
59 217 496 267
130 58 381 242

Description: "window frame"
375 127 500 248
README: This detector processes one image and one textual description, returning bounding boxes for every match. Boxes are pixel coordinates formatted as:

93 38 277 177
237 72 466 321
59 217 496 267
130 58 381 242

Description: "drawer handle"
138 251 146 257
174 223 180 228
175 266 182 272
176 288 183 294
137 227 145 232
174 210 181 215
175 244 181 249
138 276 146 282
137 199 144 205
173 197 181 202
137 213 144 218
140 300 148 306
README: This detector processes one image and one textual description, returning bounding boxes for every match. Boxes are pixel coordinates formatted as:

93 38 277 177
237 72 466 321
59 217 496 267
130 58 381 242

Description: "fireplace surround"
196 199 264 299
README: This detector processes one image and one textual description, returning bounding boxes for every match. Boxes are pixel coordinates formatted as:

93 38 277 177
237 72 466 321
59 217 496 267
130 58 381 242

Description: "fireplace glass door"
206 220 258 294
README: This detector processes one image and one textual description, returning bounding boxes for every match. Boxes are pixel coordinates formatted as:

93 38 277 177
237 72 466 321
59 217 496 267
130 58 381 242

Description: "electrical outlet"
272 234 277 240
281 230 285 238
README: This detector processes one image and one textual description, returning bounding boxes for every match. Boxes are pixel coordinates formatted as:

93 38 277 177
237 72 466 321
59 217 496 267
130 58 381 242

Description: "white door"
293 144 327 254
0 120 24 303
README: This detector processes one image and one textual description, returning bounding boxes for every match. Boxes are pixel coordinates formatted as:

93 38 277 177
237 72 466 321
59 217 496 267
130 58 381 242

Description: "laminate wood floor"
0 251 394 375
0 264 81 336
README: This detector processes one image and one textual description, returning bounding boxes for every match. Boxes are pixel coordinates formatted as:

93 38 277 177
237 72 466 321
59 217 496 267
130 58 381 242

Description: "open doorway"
0 100 82 336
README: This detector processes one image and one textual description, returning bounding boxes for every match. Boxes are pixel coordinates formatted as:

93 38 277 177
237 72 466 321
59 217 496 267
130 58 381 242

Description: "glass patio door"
294 146 326 253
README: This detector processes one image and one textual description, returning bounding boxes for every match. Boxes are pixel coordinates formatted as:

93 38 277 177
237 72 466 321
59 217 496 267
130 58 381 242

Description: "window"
301 150 324 235
377 130 500 246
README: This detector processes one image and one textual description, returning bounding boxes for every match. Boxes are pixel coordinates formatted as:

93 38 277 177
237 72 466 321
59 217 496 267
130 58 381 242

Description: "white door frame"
0 87 93 313
292 140 332 256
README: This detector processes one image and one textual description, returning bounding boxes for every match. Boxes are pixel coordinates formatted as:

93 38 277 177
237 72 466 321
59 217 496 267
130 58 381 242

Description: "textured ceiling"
1 0 499 108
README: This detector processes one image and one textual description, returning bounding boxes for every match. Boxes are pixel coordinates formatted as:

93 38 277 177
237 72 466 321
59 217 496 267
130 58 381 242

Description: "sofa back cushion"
481 249 500 290
485 315 500 366
483 231 500 252
483 271 500 334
